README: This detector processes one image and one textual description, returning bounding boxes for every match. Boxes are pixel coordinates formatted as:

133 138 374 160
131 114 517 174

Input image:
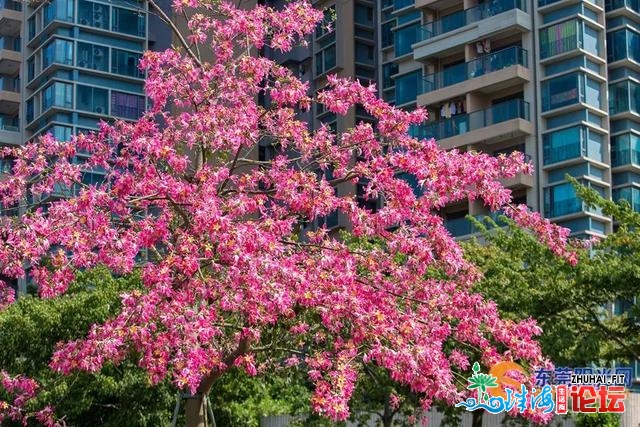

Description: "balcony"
0 76 19 116
0 0 21 37
417 46 530 106
413 99 530 145
444 211 508 237
0 36 20 76
413 0 530 59
545 199 584 218
606 0 639 10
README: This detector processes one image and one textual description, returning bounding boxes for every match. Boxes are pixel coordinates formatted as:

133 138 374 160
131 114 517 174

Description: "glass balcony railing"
0 114 18 132
421 46 528 94
612 149 640 166
0 0 22 11
546 199 584 218
421 0 526 40
605 0 639 11
445 211 509 237
0 77 19 92
0 36 21 52
412 99 530 141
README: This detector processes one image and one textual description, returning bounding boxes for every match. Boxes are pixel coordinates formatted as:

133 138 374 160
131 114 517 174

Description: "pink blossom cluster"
0 0 577 423
0 371 60 426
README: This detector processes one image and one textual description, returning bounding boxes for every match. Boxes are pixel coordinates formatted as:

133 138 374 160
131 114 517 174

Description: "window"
545 182 583 217
111 49 143 78
607 28 640 63
382 62 398 89
609 80 640 115
27 59 35 82
613 187 640 212
611 132 640 166
354 3 373 26
42 39 73 68
42 82 73 111
76 85 109 114
381 21 395 48
355 42 374 65
42 125 72 141
78 0 109 29
543 125 603 164
111 91 145 119
112 6 145 37
28 17 36 40
315 37 336 76
541 72 581 111
539 20 578 59
77 42 108 71
43 0 74 27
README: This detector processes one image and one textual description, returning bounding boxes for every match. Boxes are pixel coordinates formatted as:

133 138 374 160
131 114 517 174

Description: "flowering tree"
0 1 575 425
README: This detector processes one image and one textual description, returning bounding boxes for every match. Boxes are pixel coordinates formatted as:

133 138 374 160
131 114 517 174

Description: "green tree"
0 269 175 426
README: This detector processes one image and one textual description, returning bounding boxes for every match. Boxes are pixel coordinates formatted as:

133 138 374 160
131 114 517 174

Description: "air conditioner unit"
93 19 104 28
78 60 88 67
94 106 104 114
93 4 102 12
94 48 103 56
80 18 89 25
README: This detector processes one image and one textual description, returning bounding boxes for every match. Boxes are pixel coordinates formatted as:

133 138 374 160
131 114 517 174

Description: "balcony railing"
546 199 583 218
445 211 508 237
0 0 21 11
0 77 19 92
421 46 528 94
412 98 530 141
0 36 21 52
421 0 526 40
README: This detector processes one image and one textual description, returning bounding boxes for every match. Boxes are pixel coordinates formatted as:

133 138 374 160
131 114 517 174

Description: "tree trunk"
382 394 394 427
183 338 250 427
185 395 206 427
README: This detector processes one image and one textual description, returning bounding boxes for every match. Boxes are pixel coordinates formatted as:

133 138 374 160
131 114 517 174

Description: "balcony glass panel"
421 46 528 94
76 85 109 114
0 0 22 11
395 70 421 105
111 91 145 119
394 23 419 56
543 126 597 165
421 0 526 40
111 6 145 37
414 99 529 140
609 80 640 115
613 187 640 212
540 23 579 59
111 48 143 78
545 182 583 217
78 0 109 30
43 39 73 68
611 133 640 166
43 0 74 27
541 72 581 112
607 29 640 63
0 114 18 132
77 42 108 72
42 82 73 111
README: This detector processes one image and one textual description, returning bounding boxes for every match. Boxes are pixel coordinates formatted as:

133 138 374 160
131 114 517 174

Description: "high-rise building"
379 0 637 239
0 0 21 149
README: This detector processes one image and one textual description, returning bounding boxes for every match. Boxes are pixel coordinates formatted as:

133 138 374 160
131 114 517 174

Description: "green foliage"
0 268 175 426
209 368 313 427
574 412 620 427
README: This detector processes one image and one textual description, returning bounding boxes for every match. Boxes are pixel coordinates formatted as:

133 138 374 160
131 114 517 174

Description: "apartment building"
0 0 21 150
380 0 630 239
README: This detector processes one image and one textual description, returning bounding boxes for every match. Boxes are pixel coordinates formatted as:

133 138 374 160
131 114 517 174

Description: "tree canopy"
0 1 576 425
